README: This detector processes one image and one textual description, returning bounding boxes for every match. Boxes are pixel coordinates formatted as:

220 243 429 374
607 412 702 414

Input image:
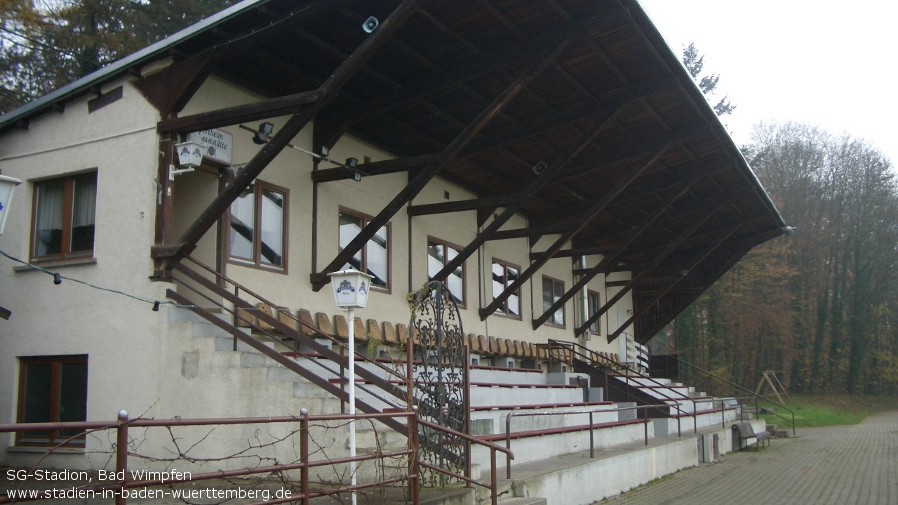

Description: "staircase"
163 259 753 504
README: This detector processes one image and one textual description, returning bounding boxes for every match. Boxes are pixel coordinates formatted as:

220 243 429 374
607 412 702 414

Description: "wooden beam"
134 50 214 117
531 180 694 329
532 246 615 260
633 239 754 342
407 194 523 216
609 226 739 340
311 153 443 182
481 144 671 320
311 26 579 291
572 264 647 275
487 223 575 241
157 90 324 133
578 203 724 338
159 0 427 269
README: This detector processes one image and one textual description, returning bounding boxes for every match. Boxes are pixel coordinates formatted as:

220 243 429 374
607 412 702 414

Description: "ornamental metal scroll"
408 281 469 486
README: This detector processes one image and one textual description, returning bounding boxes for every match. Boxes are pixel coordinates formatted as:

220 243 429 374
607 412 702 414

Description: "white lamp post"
0 175 22 236
327 269 373 505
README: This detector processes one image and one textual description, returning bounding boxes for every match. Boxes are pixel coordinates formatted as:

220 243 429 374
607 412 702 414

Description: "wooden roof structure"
1 0 788 343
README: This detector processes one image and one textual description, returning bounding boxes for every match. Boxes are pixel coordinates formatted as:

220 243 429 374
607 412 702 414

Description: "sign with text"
187 129 233 165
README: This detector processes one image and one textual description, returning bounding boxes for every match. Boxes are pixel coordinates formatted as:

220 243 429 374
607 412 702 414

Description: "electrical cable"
0 249 202 312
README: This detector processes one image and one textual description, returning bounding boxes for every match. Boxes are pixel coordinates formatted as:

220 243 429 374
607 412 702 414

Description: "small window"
542 276 565 328
587 290 601 334
492 259 521 319
31 172 97 262
229 180 288 271
427 237 465 307
339 208 390 291
17 355 88 447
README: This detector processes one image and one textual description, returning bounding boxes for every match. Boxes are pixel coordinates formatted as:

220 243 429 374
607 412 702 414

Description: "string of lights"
0 249 200 312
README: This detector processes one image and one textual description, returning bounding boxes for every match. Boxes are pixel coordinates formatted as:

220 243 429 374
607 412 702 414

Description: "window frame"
587 289 601 335
427 236 466 309
542 275 566 329
29 172 97 264
227 179 289 273
338 207 391 293
16 355 88 448
491 258 522 320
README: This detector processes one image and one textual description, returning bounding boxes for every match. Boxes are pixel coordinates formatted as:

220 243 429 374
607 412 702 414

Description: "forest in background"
3 3 896 395
665 123 898 396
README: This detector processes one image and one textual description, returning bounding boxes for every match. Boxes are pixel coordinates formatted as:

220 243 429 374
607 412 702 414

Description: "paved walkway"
599 411 898 505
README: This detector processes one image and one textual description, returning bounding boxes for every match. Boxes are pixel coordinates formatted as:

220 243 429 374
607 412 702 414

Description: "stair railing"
179 257 413 405
545 339 699 433
503 402 683 478
169 258 512 496
659 355 795 436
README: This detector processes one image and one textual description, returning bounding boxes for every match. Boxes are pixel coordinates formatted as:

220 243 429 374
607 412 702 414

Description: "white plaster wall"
0 78 174 459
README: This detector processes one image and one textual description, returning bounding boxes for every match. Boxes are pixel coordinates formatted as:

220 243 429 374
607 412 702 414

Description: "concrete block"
585 387 603 402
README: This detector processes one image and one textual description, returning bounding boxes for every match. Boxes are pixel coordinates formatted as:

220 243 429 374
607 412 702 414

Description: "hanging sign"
187 129 233 165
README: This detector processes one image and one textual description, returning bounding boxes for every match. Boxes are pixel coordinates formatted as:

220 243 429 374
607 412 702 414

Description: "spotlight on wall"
345 158 362 182
253 122 274 144
532 161 548 175
362 16 379 33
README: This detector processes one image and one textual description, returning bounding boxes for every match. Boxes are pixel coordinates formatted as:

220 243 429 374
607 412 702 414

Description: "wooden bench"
732 422 772 450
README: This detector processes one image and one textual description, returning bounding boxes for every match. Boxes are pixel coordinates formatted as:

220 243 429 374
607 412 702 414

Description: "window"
229 180 288 270
542 276 565 327
587 290 600 334
427 238 465 307
491 259 521 319
339 208 390 290
31 173 97 262
17 355 88 447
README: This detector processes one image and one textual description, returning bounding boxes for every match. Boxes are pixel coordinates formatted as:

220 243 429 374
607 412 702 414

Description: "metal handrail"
169 274 406 415
0 411 418 505
183 257 411 386
417 418 512 505
544 339 699 433
173 260 410 410
663 354 795 436
170 260 510 501
503 403 682 478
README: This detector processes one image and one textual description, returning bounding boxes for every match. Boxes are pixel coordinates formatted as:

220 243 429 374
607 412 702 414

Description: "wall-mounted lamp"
345 158 362 182
171 141 202 180
253 122 275 144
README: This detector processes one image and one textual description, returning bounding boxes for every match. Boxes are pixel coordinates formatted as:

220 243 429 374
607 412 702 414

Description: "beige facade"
0 58 634 463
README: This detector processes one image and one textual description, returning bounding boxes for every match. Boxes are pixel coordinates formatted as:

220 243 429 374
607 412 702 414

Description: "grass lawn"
759 395 898 428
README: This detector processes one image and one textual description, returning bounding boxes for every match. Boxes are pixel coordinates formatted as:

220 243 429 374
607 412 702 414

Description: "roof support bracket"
531 178 697 330
310 26 577 291
581 203 723 339
479 144 670 320
608 225 740 341
158 0 427 271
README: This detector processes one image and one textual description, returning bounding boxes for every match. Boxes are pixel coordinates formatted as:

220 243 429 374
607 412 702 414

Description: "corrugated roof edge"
0 0 266 131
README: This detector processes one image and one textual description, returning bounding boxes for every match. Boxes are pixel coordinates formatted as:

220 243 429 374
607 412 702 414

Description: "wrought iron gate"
408 281 469 486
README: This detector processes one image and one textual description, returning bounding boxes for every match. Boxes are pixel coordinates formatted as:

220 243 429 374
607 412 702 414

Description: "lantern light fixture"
327 268 374 505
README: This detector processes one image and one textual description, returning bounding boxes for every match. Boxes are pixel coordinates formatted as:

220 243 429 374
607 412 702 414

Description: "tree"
681 42 735 117
0 0 236 114
671 121 898 395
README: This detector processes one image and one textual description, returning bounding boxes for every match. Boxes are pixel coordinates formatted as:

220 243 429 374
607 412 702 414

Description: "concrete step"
501 498 548 505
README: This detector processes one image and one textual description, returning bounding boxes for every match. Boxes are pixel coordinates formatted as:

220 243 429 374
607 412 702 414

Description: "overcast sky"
639 0 898 164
